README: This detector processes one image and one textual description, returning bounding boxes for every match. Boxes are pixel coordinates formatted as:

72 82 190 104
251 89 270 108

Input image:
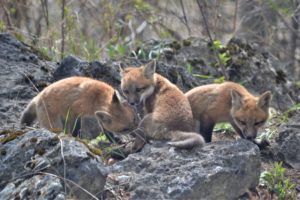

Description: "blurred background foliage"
0 0 299 78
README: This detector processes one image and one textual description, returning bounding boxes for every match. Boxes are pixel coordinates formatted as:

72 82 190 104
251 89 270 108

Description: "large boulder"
0 175 65 200
108 139 261 200
0 129 107 200
0 33 56 129
272 110 300 170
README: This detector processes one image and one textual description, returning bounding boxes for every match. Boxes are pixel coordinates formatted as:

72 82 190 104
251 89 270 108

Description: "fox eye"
255 121 265 126
136 87 146 93
123 90 129 94
238 119 246 125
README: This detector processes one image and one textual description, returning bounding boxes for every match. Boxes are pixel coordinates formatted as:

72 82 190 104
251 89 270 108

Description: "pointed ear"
143 60 156 79
231 89 243 109
112 90 126 104
119 62 126 77
95 111 112 124
258 91 272 111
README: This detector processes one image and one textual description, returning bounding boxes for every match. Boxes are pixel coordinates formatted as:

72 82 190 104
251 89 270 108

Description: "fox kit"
185 82 272 143
120 60 204 150
21 77 136 138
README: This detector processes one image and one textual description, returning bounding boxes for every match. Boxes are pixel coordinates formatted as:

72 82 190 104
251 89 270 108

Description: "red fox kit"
120 60 204 150
21 77 136 138
185 82 272 143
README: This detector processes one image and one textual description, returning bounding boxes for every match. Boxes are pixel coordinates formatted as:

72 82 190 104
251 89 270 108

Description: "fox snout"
241 128 257 141
127 95 141 106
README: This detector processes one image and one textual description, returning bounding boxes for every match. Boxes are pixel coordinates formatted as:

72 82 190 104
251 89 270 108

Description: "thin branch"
233 0 239 32
59 138 67 195
40 0 49 30
0 0 12 28
195 0 229 80
61 0 66 60
39 172 100 200
179 0 191 35
2 160 99 199
275 11 298 35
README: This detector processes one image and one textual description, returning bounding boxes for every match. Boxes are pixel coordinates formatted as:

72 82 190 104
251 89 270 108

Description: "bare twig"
233 0 239 32
179 0 191 35
0 0 12 28
59 138 67 195
275 11 298 35
39 172 100 200
2 157 99 199
20 72 40 93
61 0 66 60
40 0 49 30
195 0 229 80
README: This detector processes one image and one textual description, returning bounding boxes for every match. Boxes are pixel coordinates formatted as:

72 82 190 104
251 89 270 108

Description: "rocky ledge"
1 129 260 200
0 129 107 200
108 139 260 200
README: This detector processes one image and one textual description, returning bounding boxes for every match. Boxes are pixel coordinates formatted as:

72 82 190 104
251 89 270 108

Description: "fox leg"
38 113 64 132
80 116 102 139
130 114 161 152
199 116 215 143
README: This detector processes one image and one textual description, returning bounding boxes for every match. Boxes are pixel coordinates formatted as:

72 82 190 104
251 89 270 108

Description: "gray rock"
226 38 294 111
272 110 300 169
0 129 107 199
109 139 261 200
0 33 56 129
53 55 87 80
274 129 300 169
0 175 65 200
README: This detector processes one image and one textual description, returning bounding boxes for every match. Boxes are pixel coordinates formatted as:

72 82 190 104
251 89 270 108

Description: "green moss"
30 137 38 143
187 58 205 66
182 39 191 46
234 57 246 66
0 130 25 144
226 43 240 55
35 147 46 156
76 138 103 157
170 41 181 50
296 81 300 89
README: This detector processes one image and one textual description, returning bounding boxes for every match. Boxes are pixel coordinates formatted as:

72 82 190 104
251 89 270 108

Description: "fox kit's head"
119 60 156 106
95 90 137 134
230 90 272 141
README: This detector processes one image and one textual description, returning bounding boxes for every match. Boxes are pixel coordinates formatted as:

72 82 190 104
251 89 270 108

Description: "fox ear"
143 60 156 79
112 90 127 104
231 89 243 109
258 91 272 111
95 111 112 124
119 62 126 76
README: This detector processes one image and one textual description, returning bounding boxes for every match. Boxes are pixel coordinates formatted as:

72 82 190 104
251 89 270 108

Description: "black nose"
130 102 136 106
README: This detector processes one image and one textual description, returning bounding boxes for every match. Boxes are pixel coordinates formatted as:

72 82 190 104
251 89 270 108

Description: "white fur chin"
140 86 155 104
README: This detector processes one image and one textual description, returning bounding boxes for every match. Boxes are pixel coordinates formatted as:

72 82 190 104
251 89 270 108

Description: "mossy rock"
0 130 26 144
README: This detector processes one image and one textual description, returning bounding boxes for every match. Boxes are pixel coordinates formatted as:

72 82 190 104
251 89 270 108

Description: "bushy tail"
20 100 37 126
167 131 205 149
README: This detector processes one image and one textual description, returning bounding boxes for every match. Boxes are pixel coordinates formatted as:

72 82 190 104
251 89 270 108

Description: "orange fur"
120 61 204 150
185 82 272 142
21 77 136 138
